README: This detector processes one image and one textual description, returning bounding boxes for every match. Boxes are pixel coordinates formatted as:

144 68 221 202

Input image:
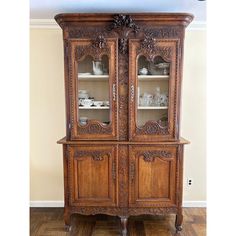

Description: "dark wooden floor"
30 207 206 236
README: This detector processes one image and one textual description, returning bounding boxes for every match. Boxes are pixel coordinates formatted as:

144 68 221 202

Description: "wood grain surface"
30 207 206 236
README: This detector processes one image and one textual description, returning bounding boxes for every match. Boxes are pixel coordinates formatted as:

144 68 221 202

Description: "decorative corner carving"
109 14 139 33
140 150 172 162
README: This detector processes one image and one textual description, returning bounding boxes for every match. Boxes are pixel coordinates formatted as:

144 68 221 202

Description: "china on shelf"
78 90 89 99
79 117 88 125
93 101 103 107
139 93 153 106
160 93 168 106
139 67 148 75
80 98 94 107
92 61 103 75
156 63 170 75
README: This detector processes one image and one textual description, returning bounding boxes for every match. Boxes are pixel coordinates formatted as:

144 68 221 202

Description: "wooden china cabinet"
55 13 193 235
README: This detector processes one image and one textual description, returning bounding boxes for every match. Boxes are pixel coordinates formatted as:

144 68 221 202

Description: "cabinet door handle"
130 161 135 182
112 83 116 101
130 85 134 102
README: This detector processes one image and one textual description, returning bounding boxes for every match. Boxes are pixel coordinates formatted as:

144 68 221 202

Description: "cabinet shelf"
138 75 169 81
138 106 168 110
79 106 110 110
78 74 109 81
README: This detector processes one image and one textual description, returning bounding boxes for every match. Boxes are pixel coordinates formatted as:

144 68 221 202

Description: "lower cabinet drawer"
67 145 118 207
129 145 178 207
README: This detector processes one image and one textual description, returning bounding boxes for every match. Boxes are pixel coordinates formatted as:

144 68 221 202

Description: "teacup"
79 117 88 125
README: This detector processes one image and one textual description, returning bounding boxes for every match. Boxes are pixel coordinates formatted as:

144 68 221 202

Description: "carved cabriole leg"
63 145 71 231
175 210 183 232
120 216 128 236
175 145 184 232
64 208 72 232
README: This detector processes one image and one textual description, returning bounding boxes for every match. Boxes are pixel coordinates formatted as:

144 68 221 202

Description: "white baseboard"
30 201 64 207
183 201 206 208
30 200 206 208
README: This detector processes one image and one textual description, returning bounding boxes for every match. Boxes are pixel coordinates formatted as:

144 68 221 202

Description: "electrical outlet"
187 178 193 186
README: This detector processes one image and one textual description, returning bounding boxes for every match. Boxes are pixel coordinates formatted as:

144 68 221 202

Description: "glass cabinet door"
69 38 118 140
129 38 178 141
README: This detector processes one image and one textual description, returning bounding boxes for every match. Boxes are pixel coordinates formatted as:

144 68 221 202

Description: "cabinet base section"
63 206 182 234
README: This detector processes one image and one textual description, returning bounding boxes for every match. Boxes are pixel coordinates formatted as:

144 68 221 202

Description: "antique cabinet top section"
55 13 194 29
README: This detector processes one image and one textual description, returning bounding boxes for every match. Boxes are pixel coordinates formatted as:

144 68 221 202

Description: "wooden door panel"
68 145 117 206
75 156 109 199
129 145 177 207
138 158 170 199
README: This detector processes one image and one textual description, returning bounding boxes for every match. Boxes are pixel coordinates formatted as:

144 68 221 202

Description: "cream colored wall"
30 28 206 202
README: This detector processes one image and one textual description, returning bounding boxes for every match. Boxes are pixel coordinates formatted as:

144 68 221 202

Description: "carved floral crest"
110 14 139 33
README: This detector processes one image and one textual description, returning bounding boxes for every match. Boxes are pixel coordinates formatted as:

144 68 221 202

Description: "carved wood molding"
143 27 181 39
136 120 170 135
109 14 139 54
75 36 110 61
93 35 107 49
137 34 172 61
118 147 128 207
138 150 172 162
73 150 110 161
67 206 178 216
78 121 112 134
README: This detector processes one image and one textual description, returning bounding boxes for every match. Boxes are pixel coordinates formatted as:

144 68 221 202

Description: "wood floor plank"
30 208 206 236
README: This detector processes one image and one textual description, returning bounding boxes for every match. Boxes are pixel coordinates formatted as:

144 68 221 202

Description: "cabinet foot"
120 216 128 236
64 209 71 232
64 224 72 232
175 213 183 232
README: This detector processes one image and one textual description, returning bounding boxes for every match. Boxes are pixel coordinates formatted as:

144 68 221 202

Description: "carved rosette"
92 35 107 49
139 150 172 162
136 120 170 135
74 150 110 161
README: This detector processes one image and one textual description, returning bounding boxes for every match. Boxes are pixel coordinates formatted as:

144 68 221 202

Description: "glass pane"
137 55 169 127
77 55 110 126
